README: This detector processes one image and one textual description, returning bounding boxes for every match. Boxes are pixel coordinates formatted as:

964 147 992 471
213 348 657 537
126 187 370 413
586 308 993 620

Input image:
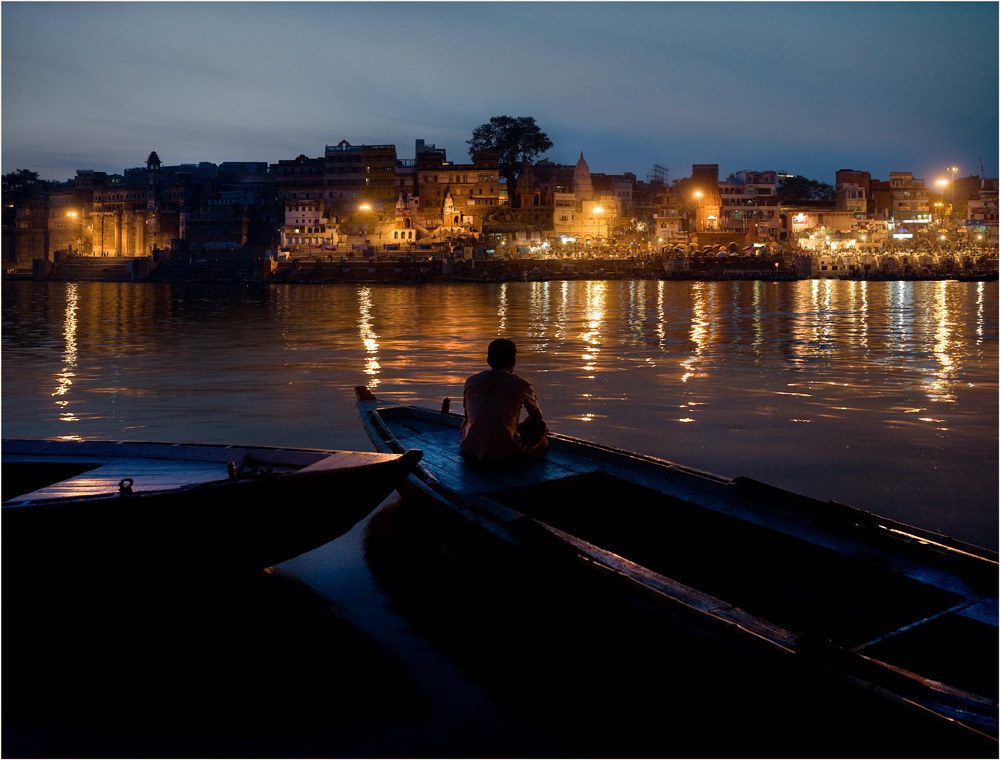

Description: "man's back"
460 369 540 461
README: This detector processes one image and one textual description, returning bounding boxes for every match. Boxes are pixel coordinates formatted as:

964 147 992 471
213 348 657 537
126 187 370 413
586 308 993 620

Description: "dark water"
3 279 997 757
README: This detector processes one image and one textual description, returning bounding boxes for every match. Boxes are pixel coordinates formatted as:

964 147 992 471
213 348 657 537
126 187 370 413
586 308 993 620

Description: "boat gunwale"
363 400 999 569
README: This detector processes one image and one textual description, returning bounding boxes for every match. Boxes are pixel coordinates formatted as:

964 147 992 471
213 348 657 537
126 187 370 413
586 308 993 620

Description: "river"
2 279 997 757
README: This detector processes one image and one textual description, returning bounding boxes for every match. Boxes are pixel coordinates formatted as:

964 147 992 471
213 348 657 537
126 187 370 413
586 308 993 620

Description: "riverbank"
7 247 997 284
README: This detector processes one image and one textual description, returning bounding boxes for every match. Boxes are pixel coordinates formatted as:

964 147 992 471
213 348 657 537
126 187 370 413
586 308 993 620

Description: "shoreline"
5 250 998 285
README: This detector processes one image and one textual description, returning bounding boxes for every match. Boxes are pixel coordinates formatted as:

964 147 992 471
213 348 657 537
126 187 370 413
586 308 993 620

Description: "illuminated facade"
414 147 502 238
889 172 931 225
281 199 337 250
718 170 781 239
551 154 620 243
690 164 722 232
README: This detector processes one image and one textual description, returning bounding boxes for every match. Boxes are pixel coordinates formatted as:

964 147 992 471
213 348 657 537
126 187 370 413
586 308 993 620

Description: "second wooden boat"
3 438 422 573
355 388 997 747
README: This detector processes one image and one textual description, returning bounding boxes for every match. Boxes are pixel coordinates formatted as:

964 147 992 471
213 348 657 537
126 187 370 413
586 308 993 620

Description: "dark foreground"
4 498 996 758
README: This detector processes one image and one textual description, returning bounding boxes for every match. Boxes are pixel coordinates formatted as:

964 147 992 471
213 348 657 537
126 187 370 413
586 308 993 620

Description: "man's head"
487 338 517 371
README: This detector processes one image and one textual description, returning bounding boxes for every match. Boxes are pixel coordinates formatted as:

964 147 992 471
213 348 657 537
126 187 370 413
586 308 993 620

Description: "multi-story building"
550 154 620 244
651 183 685 243
281 198 337 251
967 177 998 246
12 181 54 263
690 164 722 232
414 144 502 238
835 169 870 215
888 172 930 227
718 170 781 240
322 141 397 216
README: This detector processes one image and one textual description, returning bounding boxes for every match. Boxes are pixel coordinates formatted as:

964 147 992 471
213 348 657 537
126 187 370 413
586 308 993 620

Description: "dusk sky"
2 2 997 187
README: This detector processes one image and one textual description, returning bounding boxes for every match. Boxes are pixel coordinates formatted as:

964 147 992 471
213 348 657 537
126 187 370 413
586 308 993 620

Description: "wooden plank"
6 458 228 503
298 451 401 472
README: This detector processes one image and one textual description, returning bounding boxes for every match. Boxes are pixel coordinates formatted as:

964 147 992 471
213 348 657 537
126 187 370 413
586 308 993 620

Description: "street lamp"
359 203 372 236
694 191 703 233
946 166 959 219
593 205 604 246
66 211 85 254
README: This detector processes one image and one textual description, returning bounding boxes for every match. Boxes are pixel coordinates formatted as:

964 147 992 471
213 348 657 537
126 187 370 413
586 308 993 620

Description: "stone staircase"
50 256 145 281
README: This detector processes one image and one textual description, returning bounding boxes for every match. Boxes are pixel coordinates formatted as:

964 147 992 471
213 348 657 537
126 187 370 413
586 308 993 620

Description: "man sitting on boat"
460 338 548 464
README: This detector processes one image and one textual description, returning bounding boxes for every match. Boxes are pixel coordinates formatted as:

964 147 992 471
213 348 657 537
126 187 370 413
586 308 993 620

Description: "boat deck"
3 455 228 504
2 440 395 506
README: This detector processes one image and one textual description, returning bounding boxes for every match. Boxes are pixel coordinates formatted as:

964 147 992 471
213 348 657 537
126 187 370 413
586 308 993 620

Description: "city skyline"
2 2 997 186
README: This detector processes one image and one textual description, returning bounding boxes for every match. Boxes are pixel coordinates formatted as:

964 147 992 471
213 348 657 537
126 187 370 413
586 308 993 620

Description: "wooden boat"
956 271 999 282
2 438 422 573
355 389 998 745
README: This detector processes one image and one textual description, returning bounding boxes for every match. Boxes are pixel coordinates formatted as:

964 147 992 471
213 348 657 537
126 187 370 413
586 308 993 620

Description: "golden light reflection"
751 281 766 351
528 282 551 348
924 281 957 403
52 283 79 423
975 281 986 343
496 283 508 333
682 283 711 382
655 281 666 345
580 281 606 376
848 280 869 350
357 287 381 387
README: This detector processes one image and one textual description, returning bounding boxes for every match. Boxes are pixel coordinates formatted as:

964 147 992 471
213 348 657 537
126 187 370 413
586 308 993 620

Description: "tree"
777 175 834 202
467 116 552 207
2 169 40 207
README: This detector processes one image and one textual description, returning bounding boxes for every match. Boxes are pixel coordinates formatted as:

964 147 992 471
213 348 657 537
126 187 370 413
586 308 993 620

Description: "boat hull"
3 439 422 573
355 391 998 747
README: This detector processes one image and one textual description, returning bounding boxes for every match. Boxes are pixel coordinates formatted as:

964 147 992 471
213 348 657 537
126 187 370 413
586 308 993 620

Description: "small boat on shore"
355 389 997 746
956 271 999 282
2 438 422 573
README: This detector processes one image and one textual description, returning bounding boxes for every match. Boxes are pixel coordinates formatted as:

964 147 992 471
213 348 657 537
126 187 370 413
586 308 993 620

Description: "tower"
573 152 594 202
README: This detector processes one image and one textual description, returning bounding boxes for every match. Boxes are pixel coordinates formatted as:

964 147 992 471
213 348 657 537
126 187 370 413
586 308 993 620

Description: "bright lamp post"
359 203 372 238
66 211 85 253
947 166 959 219
694 191 703 233
593 205 604 246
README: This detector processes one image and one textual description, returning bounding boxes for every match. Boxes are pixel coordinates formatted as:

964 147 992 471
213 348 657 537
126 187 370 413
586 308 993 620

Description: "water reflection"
495 282 508 334
682 282 711 383
924 281 954 403
2 279 996 548
527 282 550 351
52 283 79 429
357 287 381 387
580 281 606 379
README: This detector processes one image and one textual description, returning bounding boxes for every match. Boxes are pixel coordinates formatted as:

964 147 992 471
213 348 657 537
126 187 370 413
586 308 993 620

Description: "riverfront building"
5 133 997 268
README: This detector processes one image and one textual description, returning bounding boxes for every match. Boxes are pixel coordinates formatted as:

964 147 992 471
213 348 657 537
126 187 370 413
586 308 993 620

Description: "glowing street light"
593 205 604 243
937 167 959 219
694 191 703 232
947 166 959 217
359 203 372 236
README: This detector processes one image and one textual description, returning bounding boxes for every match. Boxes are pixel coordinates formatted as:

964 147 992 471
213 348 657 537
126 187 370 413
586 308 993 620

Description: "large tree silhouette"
2 169 40 207
777 174 834 202
468 116 552 207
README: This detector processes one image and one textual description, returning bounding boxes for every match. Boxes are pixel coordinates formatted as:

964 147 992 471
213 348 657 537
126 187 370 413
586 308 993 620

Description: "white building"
281 199 337 250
